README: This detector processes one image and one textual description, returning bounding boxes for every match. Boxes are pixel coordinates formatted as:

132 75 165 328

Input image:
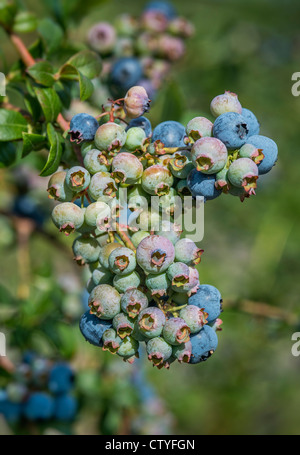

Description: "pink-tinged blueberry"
215 167 230 193
168 17 195 38
179 305 207 334
186 117 213 141
124 86 151 119
141 165 174 196
108 246 136 275
155 220 182 245
145 272 171 296
83 149 111 175
146 336 172 368
47 171 74 202
88 172 117 200
228 185 251 202
88 284 121 320
167 262 190 291
246 135 278 175
172 341 192 363
69 113 99 144
158 35 185 61
136 235 175 274
113 271 141 293
138 307 166 339
88 22 116 54
121 288 148 319
112 152 143 184
162 317 190 346
188 284 222 323
72 235 101 266
189 325 218 364
94 122 127 152
210 91 242 118
102 328 122 354
65 166 90 193
174 238 203 265
113 313 135 339
141 10 168 33
241 108 260 136
187 169 222 201
191 137 228 174
51 202 84 236
227 157 258 194
239 143 264 165
213 112 250 150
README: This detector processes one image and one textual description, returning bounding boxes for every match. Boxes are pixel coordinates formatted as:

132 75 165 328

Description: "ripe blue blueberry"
127 116 152 137
79 310 112 346
23 392 54 420
108 57 143 98
187 168 222 201
152 120 186 147
144 1 177 20
54 395 77 421
241 108 260 136
0 394 22 423
69 113 99 144
48 363 75 395
246 135 278 175
188 284 222 323
189 325 218 364
213 112 250 150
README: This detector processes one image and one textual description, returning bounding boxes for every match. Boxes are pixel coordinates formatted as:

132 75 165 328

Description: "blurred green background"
1 0 300 435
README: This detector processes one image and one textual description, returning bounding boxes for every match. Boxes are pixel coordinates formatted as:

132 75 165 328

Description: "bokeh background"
1 0 300 435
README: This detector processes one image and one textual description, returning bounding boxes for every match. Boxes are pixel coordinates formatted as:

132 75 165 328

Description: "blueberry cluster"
87 0 194 99
48 85 223 369
0 354 77 424
186 91 278 202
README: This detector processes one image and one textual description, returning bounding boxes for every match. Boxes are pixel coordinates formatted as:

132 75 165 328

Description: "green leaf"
37 18 64 54
13 11 37 33
40 123 63 176
24 93 41 123
0 109 28 141
59 64 93 101
0 141 17 167
22 132 47 158
34 87 62 123
67 50 102 79
0 0 17 28
27 61 55 87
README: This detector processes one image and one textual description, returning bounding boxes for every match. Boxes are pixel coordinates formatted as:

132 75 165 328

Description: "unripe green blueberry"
133 210 161 232
76 208 96 235
186 117 213 141
94 122 127 152
85 201 111 228
65 166 90 193
174 238 203 265
137 307 166 339
86 278 96 293
92 264 113 286
83 149 111 175
130 230 150 248
88 172 118 200
167 262 190 291
163 317 190 346
191 137 228 174
124 127 147 151
51 202 84 236
179 305 207 334
81 141 95 158
108 247 136 275
146 337 172 367
102 328 122 354
131 321 148 342
210 91 242 117
111 152 143 184
136 235 175 274
145 272 171 296
156 154 172 168
88 284 121 320
113 313 135 339
155 220 182 245
176 179 191 196
174 266 200 295
120 288 148 319
117 336 139 360
169 150 194 179
141 165 174 196
227 158 258 194
215 167 230 192
172 341 192 363
72 235 101 265
239 143 264 165
99 243 122 269
127 185 150 212
47 171 74 202
113 271 141 293
124 86 151 119
172 292 188 306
